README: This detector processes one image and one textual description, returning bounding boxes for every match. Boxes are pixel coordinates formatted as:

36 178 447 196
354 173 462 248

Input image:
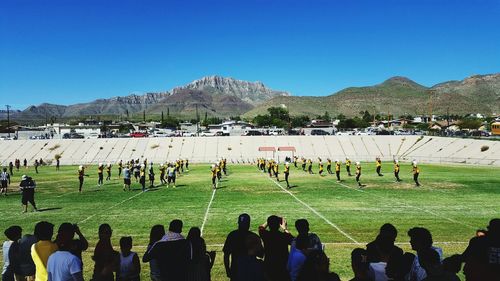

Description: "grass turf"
1 162 499 280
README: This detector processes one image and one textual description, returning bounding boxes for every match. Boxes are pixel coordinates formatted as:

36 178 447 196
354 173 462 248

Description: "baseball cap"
238 213 250 225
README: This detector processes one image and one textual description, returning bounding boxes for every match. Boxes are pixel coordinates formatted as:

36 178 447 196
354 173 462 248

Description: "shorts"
1 180 7 188
167 176 175 184
22 189 35 205
124 178 131 185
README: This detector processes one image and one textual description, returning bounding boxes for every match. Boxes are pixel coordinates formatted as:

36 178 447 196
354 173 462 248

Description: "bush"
481 145 489 152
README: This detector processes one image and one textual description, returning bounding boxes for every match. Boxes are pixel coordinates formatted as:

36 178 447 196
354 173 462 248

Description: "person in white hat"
335 159 342 182
355 162 363 187
376 157 383 177
412 161 421 187
159 163 166 185
148 162 155 188
394 159 401 182
166 163 176 188
78 165 87 193
20 175 37 213
210 164 217 190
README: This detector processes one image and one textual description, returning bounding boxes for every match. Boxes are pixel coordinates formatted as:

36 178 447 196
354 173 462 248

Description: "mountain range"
4 73 500 123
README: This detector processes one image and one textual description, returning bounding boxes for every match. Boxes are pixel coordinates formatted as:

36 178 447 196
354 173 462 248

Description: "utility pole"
6 105 11 138
195 104 200 136
427 89 435 124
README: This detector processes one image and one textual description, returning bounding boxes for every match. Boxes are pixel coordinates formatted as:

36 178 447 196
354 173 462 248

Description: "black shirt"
146 239 190 281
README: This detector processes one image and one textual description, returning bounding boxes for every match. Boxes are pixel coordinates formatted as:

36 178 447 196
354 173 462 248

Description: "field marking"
318 175 477 230
268 177 360 245
78 191 145 224
201 188 217 236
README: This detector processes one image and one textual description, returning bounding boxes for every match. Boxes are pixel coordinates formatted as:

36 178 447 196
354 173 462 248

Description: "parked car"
243 130 263 136
311 129 330 136
200 131 216 137
130 132 148 138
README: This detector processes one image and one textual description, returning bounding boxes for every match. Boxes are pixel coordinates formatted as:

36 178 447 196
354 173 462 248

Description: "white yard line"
268 177 360 245
201 188 217 236
78 191 145 224
322 176 477 230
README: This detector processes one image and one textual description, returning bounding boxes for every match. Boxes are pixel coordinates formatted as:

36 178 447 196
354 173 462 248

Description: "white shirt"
2 241 13 275
47 251 82 281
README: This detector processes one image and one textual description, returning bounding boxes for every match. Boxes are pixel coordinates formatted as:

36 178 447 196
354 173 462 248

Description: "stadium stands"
1 136 500 166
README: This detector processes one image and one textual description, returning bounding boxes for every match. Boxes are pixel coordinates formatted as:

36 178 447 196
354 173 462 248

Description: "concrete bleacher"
1 136 500 166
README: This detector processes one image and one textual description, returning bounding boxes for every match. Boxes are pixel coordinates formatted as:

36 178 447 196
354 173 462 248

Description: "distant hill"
7 73 500 123
10 76 289 122
244 74 500 118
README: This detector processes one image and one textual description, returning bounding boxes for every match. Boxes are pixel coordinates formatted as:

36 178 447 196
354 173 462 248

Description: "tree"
291 115 310 128
458 118 482 130
161 116 180 129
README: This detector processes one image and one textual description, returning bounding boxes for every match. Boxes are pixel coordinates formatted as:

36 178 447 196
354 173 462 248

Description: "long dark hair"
149 224 165 245
187 227 206 261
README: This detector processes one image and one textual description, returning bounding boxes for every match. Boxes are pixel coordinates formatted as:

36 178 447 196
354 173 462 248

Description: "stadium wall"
0 136 499 166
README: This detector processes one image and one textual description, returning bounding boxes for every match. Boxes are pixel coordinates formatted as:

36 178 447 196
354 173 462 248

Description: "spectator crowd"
2 215 499 281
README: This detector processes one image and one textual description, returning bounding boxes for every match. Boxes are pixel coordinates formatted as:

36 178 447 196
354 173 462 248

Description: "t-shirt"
31 241 58 281
18 234 37 276
409 247 443 281
223 230 262 277
47 251 82 281
2 241 13 275
287 247 306 281
123 168 131 179
258 228 293 269
462 235 500 280
147 239 190 281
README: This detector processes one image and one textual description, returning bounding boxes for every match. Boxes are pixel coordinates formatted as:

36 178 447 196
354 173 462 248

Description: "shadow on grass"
37 207 62 212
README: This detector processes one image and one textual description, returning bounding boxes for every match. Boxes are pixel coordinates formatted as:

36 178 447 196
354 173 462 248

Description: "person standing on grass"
307 159 313 174
97 163 104 187
143 219 190 281
20 175 38 213
1 167 11 196
223 214 263 281
318 158 324 176
31 221 58 281
118 236 140 281
167 163 176 188
92 224 119 281
185 159 189 171
258 215 294 281
47 223 84 281
123 165 131 191
355 162 363 187
346 157 353 176
34 160 39 174
9 162 14 176
15 159 20 171
210 164 217 190
148 162 155 188
139 164 146 192
106 163 112 181
326 159 332 174
55 158 60 171
273 161 280 181
284 162 291 188
335 160 341 182
375 157 383 176
3 226 23 281
159 164 166 185
187 227 215 281
412 161 421 187
23 159 27 170
394 160 401 182
144 225 165 281
77 166 87 193
118 160 123 178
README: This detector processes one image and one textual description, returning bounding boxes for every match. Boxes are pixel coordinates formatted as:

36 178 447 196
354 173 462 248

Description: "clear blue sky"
1 0 499 109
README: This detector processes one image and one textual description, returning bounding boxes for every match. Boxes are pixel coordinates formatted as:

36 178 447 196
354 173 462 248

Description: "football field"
1 162 499 280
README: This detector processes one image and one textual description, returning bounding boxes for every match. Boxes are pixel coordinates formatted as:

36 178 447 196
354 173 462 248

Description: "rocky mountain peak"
381 76 426 88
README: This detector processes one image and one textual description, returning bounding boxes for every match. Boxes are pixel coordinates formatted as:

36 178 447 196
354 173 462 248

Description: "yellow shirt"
413 166 420 174
376 160 381 167
335 163 341 172
31 241 58 281
346 160 351 167
284 164 290 173
394 164 400 172
356 166 362 175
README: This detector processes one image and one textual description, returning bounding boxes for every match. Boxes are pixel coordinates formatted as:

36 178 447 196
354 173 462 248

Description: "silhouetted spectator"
287 236 308 281
223 213 263 281
47 223 83 281
143 219 190 281
407 227 442 281
31 221 58 281
258 215 293 281
366 223 403 263
186 227 215 281
117 236 140 281
53 223 88 267
441 255 462 277
92 224 119 281
144 225 165 281
293 219 322 252
296 250 340 281
2 226 22 281
418 248 459 281
462 218 500 281
349 248 371 281
17 232 37 280
20 175 38 213
386 252 415 281
236 232 265 281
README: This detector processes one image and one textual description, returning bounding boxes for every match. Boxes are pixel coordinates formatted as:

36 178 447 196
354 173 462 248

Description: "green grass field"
1 162 499 280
